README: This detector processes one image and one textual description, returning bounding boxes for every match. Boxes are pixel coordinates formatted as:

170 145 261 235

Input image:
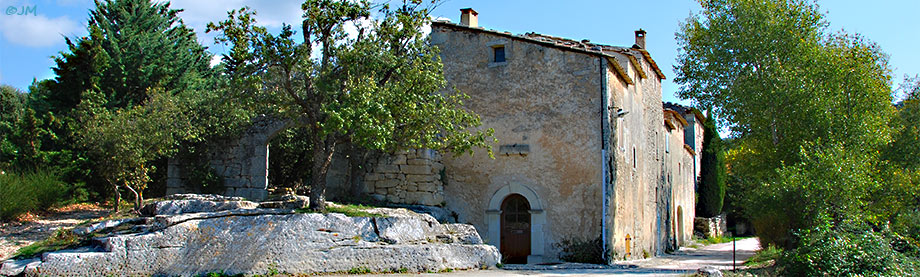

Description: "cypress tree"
697 115 726 217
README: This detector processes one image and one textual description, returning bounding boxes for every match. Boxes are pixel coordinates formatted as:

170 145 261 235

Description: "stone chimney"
635 29 647 49
460 8 478 27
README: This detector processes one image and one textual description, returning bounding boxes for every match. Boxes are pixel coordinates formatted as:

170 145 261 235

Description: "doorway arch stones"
486 183 546 263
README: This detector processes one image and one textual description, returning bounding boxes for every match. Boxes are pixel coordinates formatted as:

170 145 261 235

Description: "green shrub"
555 236 605 264
0 170 69 221
781 224 920 276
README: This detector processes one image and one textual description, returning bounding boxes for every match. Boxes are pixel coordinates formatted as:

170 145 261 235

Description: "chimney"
460 8 478 27
634 29 647 49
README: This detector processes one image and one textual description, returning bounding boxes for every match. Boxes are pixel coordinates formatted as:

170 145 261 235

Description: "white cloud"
421 16 450 37
169 0 303 32
0 14 80 47
209 54 222 67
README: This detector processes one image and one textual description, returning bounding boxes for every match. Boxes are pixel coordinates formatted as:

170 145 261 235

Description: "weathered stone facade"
431 9 701 263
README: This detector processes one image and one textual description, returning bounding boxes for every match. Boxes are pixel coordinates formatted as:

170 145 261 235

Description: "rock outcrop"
2 197 499 276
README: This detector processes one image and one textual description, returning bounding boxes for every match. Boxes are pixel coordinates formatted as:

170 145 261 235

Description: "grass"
296 203 383 218
12 229 86 259
744 245 782 267
346 267 372 274
695 235 750 246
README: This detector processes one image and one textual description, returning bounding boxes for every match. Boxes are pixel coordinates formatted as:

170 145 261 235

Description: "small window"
665 134 670 153
633 147 637 169
493 46 506 62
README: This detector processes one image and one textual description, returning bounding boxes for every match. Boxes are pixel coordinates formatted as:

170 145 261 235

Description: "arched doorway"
501 194 531 264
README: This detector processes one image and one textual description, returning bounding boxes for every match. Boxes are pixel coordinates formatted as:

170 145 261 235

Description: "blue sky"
1 0 918 104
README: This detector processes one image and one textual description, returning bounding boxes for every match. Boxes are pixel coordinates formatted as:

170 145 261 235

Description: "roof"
663 109 689 127
431 21 667 81
663 102 706 123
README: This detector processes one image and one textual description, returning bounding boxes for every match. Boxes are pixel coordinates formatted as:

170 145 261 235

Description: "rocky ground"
1 194 499 276
0 204 108 261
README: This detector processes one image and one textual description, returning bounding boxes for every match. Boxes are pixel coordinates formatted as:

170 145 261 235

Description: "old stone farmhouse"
166 8 704 264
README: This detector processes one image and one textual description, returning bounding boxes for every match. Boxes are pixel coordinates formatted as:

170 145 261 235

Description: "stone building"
166 8 703 265
426 9 701 263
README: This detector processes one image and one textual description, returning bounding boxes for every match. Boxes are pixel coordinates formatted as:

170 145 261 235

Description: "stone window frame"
486 39 510 67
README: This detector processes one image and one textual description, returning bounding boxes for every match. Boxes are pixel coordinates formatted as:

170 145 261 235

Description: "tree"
208 0 493 211
676 0 901 257
24 0 216 204
675 0 894 177
77 89 196 212
0 85 27 169
696 115 726 218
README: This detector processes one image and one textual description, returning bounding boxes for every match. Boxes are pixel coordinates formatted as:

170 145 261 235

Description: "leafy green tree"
676 0 894 177
885 76 920 169
23 0 217 203
77 89 197 212
0 85 27 169
696 115 726 218
675 4 914 272
208 0 493 210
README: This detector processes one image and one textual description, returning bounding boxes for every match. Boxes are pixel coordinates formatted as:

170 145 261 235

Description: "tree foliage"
22 0 218 210
77 89 198 211
696 115 726 218
676 0 894 176
207 0 494 210
676 0 918 274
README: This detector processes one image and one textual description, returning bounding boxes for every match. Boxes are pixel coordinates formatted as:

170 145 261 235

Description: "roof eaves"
664 109 688 126
626 55 647 79
606 57 634 86
636 48 666 80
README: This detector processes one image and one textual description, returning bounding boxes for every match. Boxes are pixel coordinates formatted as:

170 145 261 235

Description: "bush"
555 236 605 264
0 170 69 220
781 224 920 276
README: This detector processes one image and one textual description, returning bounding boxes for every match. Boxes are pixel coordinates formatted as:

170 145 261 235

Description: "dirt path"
374 238 762 277
0 204 109 261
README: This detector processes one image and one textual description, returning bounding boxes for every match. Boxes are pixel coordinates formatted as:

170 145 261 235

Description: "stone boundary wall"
363 149 445 206
694 214 728 239
167 116 288 201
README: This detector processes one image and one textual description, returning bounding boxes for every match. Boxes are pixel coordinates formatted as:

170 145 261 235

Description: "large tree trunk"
308 135 336 211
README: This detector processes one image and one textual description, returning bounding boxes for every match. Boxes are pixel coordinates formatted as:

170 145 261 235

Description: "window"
665 133 670 153
633 147 637 169
493 46 506 62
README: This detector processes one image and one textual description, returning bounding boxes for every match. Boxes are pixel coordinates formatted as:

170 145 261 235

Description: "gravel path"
372 238 762 277
0 204 108 261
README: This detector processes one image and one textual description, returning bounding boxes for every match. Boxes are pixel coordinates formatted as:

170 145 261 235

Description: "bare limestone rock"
140 194 259 216
4 201 498 276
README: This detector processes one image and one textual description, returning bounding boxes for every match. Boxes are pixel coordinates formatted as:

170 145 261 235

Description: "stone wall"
362 149 446 206
694 214 728 239
167 116 289 201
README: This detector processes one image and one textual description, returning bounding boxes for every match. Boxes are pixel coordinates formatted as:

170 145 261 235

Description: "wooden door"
500 194 531 264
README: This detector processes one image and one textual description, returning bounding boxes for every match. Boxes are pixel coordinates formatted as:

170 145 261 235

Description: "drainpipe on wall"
599 57 610 263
